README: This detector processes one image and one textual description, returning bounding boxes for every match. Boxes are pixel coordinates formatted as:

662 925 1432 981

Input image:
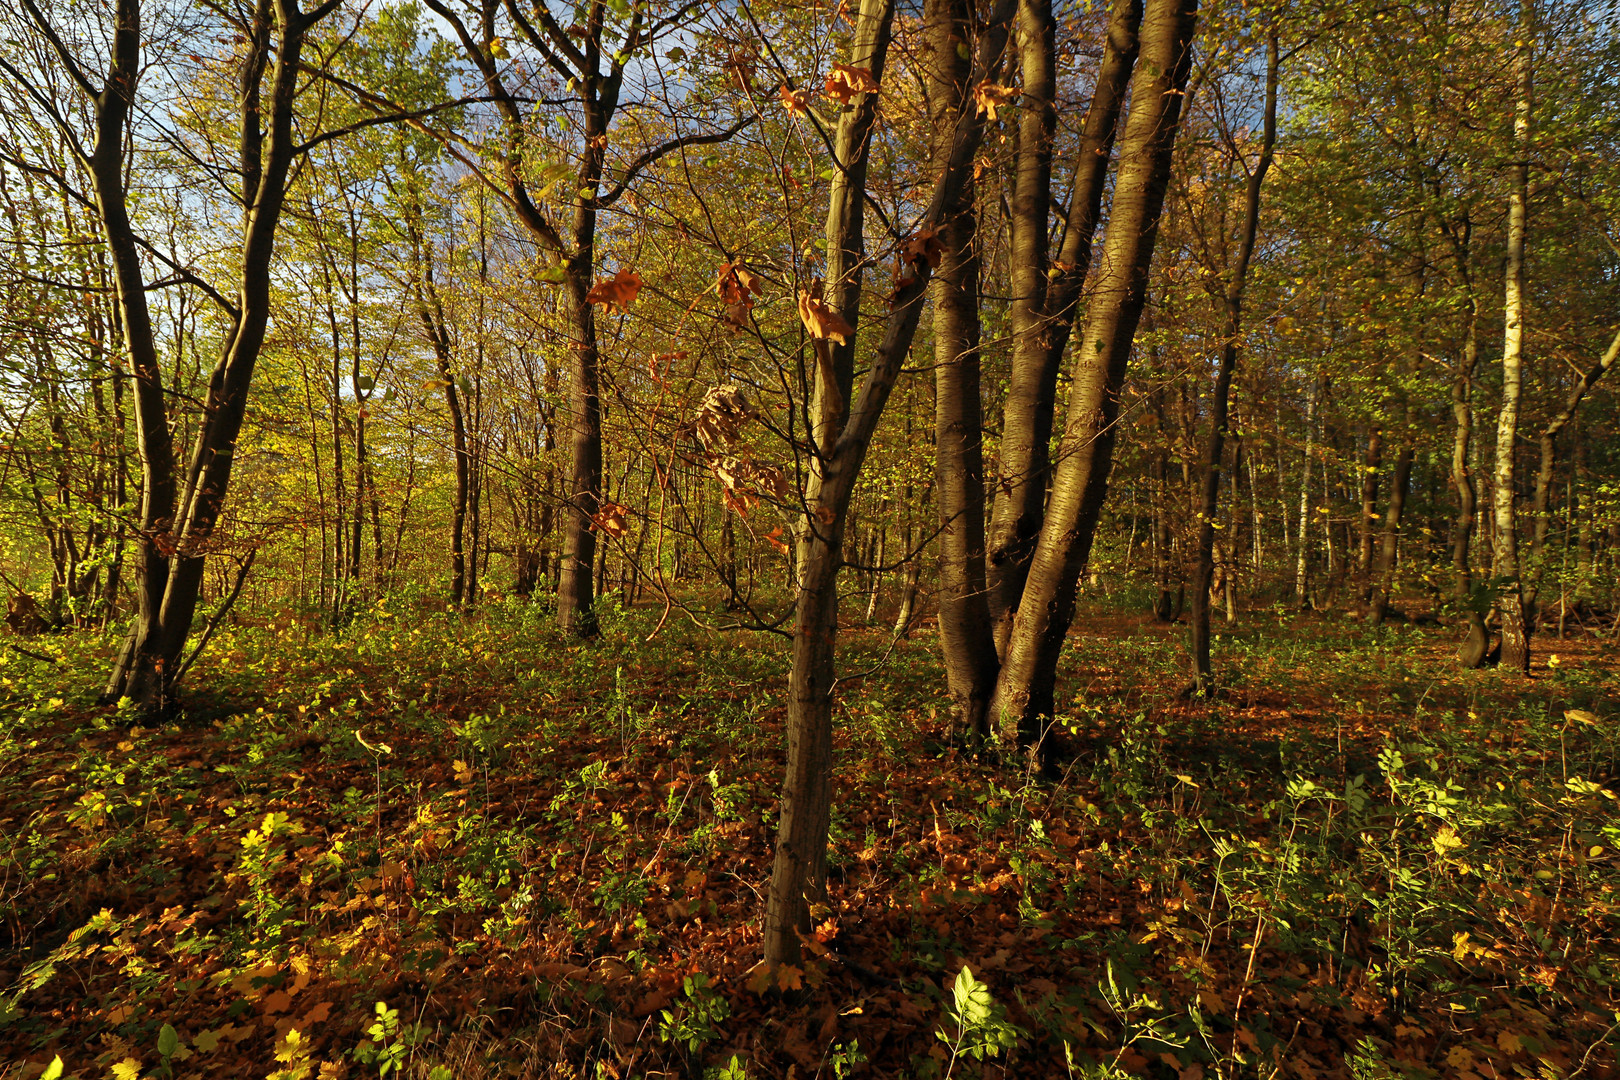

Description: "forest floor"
1 591 1618 1080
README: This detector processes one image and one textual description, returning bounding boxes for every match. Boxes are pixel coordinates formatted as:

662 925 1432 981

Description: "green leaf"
356 375 375 392
158 1022 180 1057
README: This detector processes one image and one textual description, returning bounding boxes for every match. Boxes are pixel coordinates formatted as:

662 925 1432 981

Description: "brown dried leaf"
824 63 878 104
584 269 642 312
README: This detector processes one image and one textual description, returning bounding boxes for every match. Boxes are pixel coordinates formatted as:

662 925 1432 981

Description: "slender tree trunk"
985 0 1142 652
1357 425 1382 594
1294 375 1317 608
989 0 1197 751
1189 29 1276 694
1494 32 1533 674
764 0 1011 968
1452 307 1489 666
1367 409 1414 626
930 0 998 741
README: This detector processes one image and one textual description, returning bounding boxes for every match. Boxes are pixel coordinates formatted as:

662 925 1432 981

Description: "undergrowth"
1 595 1617 1079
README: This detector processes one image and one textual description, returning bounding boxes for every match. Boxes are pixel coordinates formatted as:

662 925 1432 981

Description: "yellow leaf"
1497 1031 1523 1054
111 1059 142 1080
1446 1045 1475 1069
453 759 474 784
193 1028 223 1053
1566 709 1600 726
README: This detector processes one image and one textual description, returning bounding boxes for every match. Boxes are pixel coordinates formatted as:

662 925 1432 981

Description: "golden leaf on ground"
824 64 878 104
453 759 474 783
585 269 642 312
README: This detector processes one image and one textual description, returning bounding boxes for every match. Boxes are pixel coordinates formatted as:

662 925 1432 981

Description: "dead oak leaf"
972 80 1020 120
824 63 878 104
779 84 812 116
591 501 631 537
797 281 855 344
585 269 642 312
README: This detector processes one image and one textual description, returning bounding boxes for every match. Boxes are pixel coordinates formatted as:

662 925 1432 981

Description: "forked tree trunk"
1493 32 1533 674
100 0 340 712
1189 29 1276 695
989 0 1197 752
1525 326 1618 620
984 0 1142 654
764 0 1011 969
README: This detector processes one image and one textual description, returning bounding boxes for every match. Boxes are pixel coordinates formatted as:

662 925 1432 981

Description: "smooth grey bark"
988 0 1198 752
930 0 999 742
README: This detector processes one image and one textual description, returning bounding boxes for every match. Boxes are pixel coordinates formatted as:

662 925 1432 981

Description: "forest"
0 0 1617 1075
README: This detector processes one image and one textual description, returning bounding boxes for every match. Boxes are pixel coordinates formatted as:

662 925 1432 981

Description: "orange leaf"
797 281 854 344
744 961 774 994
776 964 804 991
901 223 945 271
779 84 812 116
764 527 789 554
824 64 878 105
585 269 642 312
590 501 631 537
972 80 1020 120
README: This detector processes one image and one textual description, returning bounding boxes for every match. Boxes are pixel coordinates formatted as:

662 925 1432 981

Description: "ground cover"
1 596 1617 1079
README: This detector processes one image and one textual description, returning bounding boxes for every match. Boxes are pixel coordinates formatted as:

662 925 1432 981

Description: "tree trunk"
989 0 1197 752
1357 425 1382 594
930 0 999 742
985 0 1142 653
1294 376 1318 608
764 0 1011 969
101 0 338 712
1493 32 1532 674
1189 29 1276 694
1451 305 1489 667
1366 411 1413 627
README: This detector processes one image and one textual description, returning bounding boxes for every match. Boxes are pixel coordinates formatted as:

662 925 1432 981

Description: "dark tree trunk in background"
1366 410 1414 627
1357 425 1382 595
1189 28 1276 695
